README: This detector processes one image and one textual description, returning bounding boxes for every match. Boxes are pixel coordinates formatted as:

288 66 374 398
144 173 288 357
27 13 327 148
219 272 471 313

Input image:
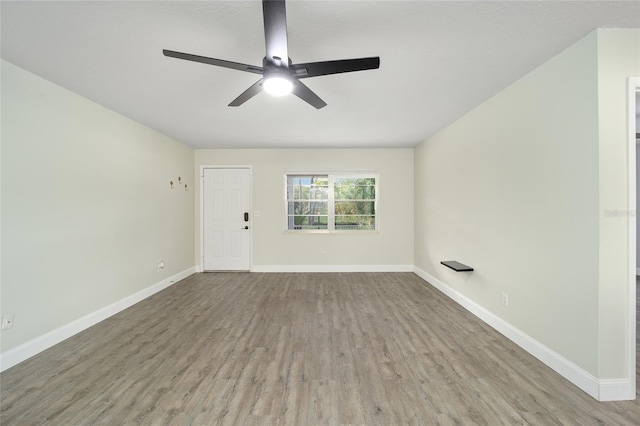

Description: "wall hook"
170 180 174 189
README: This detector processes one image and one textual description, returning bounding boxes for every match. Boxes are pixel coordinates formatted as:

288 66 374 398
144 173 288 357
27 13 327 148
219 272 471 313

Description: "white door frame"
626 77 639 399
200 165 253 272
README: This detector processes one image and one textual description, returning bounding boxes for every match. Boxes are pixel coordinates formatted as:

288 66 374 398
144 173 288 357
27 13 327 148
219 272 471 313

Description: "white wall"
414 29 640 398
1 60 195 356
194 149 414 271
596 29 640 381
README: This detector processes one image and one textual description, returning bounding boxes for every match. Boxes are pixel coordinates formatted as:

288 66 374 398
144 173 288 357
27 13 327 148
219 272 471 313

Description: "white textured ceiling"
2 1 639 149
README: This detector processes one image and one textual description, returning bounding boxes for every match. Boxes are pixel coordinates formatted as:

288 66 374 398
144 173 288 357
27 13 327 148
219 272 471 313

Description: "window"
333 177 376 231
285 173 378 232
286 175 329 230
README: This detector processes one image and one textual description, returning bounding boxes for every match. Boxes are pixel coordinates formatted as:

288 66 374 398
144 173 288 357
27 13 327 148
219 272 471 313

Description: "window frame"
284 171 379 233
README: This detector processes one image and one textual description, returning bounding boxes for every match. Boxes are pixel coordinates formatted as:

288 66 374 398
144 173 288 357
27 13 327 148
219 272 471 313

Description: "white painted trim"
0 266 196 372
199 167 205 272
413 266 601 400
200 166 253 272
599 379 634 402
626 76 640 400
253 264 414 273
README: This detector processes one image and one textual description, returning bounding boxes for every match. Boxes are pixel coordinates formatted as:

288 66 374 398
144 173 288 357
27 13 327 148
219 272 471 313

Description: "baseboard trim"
0 266 197 372
252 264 414 273
598 379 634 401
413 266 605 401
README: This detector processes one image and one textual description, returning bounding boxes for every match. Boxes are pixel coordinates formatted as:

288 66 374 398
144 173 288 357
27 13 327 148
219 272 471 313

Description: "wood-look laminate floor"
1 272 639 425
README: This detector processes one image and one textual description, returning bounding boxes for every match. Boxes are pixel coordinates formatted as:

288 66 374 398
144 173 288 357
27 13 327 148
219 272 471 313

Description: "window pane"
335 201 375 215
334 178 376 200
288 215 328 230
288 201 328 215
287 185 329 200
334 215 375 231
287 176 329 186
334 177 375 186
287 176 329 200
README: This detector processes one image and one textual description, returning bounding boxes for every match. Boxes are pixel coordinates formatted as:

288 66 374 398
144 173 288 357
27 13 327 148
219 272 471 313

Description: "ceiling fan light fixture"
163 0 379 108
263 75 293 96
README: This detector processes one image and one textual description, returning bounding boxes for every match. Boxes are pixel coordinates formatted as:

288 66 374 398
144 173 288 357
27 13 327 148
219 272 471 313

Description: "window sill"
284 230 379 235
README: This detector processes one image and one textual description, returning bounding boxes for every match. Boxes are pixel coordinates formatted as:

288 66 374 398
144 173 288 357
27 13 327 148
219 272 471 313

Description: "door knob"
242 226 249 230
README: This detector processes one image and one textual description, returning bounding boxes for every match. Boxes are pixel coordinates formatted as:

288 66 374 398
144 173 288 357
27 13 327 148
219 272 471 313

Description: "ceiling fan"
163 0 380 109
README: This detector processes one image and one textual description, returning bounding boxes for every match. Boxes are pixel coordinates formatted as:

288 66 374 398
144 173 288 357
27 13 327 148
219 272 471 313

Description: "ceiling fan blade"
292 57 380 78
292 80 327 109
228 79 264 107
163 49 263 74
262 0 289 67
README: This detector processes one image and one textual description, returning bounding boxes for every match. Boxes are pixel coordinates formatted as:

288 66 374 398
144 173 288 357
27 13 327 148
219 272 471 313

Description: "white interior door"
203 168 251 271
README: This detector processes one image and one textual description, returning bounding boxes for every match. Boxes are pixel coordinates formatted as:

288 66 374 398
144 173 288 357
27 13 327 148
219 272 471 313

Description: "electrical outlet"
2 314 15 330
321 251 326 257
157 261 164 272
502 293 509 306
